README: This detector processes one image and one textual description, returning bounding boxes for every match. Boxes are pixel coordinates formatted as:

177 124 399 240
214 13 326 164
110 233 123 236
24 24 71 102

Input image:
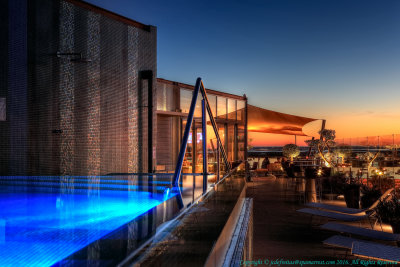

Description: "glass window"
228 124 235 162
194 95 202 118
207 94 217 118
195 127 203 173
218 124 225 151
182 121 193 173
237 100 245 122
217 97 227 119
206 121 217 174
180 89 192 113
156 84 174 111
237 124 245 161
218 124 227 179
227 99 236 121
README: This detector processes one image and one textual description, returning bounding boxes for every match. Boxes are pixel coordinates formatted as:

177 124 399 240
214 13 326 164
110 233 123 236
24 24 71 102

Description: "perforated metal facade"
0 0 157 175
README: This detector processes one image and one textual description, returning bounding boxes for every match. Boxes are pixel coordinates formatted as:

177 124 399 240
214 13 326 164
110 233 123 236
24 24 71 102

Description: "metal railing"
172 78 231 189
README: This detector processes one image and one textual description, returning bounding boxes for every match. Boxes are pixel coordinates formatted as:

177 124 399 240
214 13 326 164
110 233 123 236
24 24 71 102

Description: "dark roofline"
65 0 151 32
157 78 247 101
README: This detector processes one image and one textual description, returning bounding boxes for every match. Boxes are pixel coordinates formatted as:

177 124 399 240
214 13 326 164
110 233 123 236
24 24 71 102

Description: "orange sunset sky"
90 0 400 147
249 109 400 147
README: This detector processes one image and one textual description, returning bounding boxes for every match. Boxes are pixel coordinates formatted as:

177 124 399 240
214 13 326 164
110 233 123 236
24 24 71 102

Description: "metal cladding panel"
27 0 61 175
0 0 9 174
128 27 139 173
58 1 76 176
73 6 91 175
99 13 129 175
8 0 28 175
86 12 101 175
1 0 157 175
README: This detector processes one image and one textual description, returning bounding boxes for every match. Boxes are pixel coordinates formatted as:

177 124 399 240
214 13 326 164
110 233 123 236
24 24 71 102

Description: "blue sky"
86 0 400 138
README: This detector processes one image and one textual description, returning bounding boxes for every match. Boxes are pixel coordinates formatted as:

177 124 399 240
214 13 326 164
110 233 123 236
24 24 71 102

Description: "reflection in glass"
228 124 235 162
194 95 202 118
237 124 245 161
156 83 174 111
180 89 192 113
218 124 226 151
196 127 203 173
182 121 193 173
206 112 218 176
217 97 227 119
227 99 236 121
218 124 227 180
237 100 245 122
208 94 217 118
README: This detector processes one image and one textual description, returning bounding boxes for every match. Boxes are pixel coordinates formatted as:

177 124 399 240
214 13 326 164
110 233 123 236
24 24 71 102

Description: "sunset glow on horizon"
249 111 400 147
87 0 400 147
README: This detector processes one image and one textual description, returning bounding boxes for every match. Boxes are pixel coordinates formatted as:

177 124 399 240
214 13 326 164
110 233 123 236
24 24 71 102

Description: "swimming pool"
0 175 178 266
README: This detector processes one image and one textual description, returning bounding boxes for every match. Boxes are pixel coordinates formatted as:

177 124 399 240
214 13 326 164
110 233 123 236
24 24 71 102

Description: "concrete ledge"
204 186 248 267
221 198 253 267
127 175 246 266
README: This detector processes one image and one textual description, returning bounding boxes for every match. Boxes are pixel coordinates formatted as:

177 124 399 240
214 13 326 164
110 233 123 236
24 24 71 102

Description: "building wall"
155 79 247 174
0 0 9 175
27 0 61 176
156 116 173 168
0 0 157 176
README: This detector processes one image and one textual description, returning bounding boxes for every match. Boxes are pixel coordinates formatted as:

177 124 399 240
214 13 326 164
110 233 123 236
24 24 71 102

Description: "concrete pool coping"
124 174 247 266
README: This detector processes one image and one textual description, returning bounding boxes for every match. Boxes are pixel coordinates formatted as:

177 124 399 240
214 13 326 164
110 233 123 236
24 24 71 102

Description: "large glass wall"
181 121 193 173
157 83 174 111
208 95 217 117
237 124 245 161
228 124 235 162
237 100 245 122
180 89 192 114
217 97 227 119
194 122 204 173
237 100 246 162
194 94 203 118
228 99 236 121
156 81 246 178
206 116 218 176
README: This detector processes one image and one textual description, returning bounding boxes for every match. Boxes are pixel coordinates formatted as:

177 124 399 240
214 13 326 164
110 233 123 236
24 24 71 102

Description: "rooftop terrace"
246 175 399 265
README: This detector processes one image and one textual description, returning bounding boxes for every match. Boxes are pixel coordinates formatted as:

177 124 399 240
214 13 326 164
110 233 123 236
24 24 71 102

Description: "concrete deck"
246 176 355 262
128 175 246 267
130 175 396 266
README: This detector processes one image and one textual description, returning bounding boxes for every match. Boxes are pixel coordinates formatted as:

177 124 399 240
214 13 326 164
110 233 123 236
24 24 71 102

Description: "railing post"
199 81 231 171
202 99 207 193
172 78 202 188
217 144 220 182
172 78 231 191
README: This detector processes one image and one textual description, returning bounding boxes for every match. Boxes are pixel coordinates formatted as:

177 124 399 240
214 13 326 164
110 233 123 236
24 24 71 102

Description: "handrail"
200 80 230 169
172 78 231 188
202 99 207 194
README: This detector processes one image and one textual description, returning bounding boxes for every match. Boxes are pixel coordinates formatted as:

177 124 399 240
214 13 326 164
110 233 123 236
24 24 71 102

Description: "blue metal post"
172 78 202 187
202 99 207 193
172 78 232 192
199 81 231 171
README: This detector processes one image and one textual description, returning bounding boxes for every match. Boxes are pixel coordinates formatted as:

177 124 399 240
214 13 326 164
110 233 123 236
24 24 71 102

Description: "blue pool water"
0 177 177 266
